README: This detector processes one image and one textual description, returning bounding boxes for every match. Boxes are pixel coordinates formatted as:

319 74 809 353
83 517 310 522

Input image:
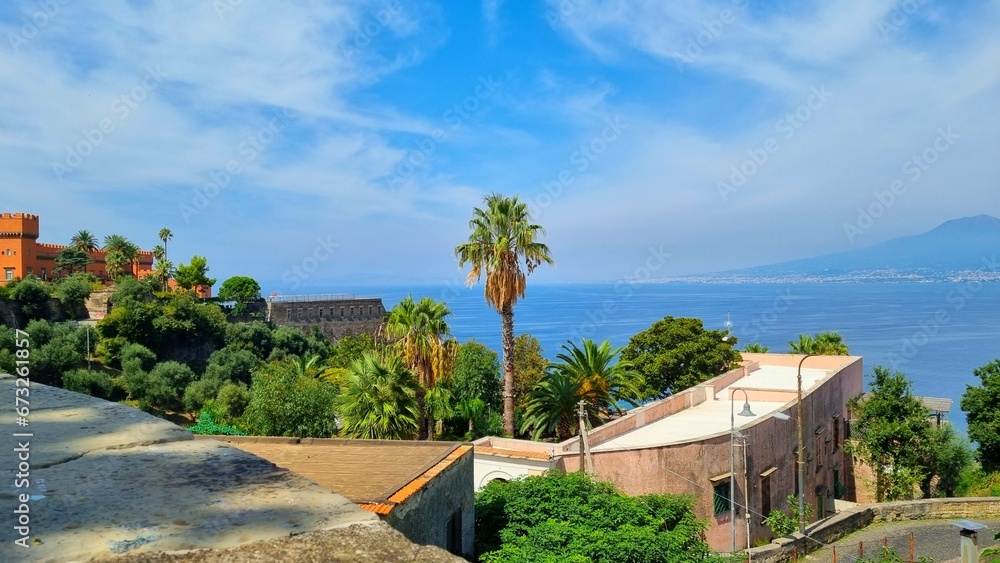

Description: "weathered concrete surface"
0 376 459 562
108 521 464 563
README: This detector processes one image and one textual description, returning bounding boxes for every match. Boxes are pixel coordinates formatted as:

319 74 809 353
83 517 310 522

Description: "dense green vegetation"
475 471 727 562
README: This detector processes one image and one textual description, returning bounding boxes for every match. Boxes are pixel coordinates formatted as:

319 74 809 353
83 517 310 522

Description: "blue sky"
1 0 998 291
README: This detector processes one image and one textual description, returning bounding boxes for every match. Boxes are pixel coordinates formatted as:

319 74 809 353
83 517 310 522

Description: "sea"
271 281 1000 436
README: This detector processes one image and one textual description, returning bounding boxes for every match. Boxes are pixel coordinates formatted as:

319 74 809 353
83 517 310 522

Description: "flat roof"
205 437 470 510
592 365 831 451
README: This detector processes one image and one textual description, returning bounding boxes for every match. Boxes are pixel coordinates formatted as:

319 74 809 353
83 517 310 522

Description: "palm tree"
521 370 584 441
159 228 172 263
455 193 554 436
152 245 165 262
788 332 849 355
104 250 128 280
71 230 98 253
153 258 173 292
337 351 421 440
385 295 457 439
103 235 139 277
553 339 644 416
743 343 770 353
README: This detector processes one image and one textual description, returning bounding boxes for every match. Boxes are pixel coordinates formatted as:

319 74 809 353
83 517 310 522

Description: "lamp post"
797 354 817 536
731 388 755 552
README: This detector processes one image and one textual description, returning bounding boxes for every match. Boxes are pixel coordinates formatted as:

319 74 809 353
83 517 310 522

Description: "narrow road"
803 519 1000 563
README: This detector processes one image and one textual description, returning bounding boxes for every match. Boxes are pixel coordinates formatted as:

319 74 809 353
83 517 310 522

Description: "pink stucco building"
473 353 864 551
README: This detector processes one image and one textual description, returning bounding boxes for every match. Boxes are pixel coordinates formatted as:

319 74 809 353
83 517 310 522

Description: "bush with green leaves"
62 369 116 399
451 339 502 412
215 382 251 421
183 374 227 412
763 495 812 537
203 346 260 384
121 343 157 375
53 273 93 318
475 470 719 563
241 362 338 438
224 321 274 360
7 276 52 321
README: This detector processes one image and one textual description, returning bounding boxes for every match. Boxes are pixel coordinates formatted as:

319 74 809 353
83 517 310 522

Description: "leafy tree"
71 230 99 253
513 333 547 409
269 326 326 361
32 334 84 386
788 332 849 355
174 255 216 290
203 346 260 385
846 366 931 501
53 273 93 318
8 276 52 321
918 424 972 498
54 246 92 275
452 340 502 412
743 343 769 353
385 294 457 439
337 351 420 440
148 361 196 407
475 470 714 562
217 276 261 316
961 359 1000 471
120 342 157 375
455 193 554 436
327 333 375 368
242 361 338 438
63 369 116 399
224 321 275 360
620 316 741 399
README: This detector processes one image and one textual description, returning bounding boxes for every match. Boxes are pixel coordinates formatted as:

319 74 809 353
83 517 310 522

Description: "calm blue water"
279 282 1000 435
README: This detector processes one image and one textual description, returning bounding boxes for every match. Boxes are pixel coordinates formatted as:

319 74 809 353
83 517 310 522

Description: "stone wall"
747 497 1000 562
266 296 384 342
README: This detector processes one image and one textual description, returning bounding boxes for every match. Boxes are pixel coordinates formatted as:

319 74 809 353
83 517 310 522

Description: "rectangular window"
4 268 13 281
446 510 463 555
369 305 373 315
287 308 292 321
319 308 324 319
712 481 730 516
340 307 345 318
815 435 823 468
308 307 314 319
40 268 46 280
834 469 845 499
297 308 303 320
350 306 354 316
833 418 841 450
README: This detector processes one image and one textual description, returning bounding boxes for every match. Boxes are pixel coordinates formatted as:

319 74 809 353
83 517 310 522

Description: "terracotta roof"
204 436 472 515
474 445 552 461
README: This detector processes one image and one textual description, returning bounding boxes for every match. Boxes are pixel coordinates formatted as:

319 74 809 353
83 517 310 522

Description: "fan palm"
554 339 643 415
385 295 457 439
337 351 420 440
71 230 98 253
103 234 139 277
788 334 817 354
159 228 172 263
743 343 770 353
104 250 128 280
788 332 849 355
455 193 554 435
521 369 585 441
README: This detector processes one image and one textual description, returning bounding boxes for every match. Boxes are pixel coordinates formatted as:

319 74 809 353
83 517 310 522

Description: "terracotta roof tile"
474 445 552 461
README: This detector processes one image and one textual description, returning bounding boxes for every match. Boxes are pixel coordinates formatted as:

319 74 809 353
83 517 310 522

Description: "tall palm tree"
455 193 554 436
385 295 457 439
553 339 643 415
337 351 421 440
153 259 173 292
103 235 139 277
71 230 98 253
159 228 172 263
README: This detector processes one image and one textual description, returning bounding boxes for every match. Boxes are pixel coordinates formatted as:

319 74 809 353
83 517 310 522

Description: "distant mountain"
676 215 1000 282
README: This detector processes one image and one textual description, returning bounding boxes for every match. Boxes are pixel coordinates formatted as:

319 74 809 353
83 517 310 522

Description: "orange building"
1 212 155 284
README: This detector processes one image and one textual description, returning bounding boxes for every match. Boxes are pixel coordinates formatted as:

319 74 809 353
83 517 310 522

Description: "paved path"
805 518 1000 563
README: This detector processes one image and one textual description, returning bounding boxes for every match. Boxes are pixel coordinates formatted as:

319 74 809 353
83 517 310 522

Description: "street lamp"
730 388 755 552
797 354 818 536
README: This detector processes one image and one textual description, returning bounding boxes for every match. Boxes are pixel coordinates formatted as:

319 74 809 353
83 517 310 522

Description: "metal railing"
266 293 379 302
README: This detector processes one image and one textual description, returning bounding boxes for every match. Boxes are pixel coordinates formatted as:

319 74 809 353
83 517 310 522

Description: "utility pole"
577 400 594 473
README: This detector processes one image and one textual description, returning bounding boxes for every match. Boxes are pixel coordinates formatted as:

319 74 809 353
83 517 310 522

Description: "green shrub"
216 382 251 420
241 362 338 438
183 374 227 412
8 277 52 321
188 410 246 436
32 336 85 386
224 321 274 360
203 346 260 384
63 369 114 399
97 336 129 368
121 343 157 375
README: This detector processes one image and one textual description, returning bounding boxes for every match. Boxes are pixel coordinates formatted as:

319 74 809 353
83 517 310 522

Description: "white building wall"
473 455 553 490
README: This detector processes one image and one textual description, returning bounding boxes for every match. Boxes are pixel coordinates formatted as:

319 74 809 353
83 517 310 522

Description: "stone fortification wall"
266 295 384 342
